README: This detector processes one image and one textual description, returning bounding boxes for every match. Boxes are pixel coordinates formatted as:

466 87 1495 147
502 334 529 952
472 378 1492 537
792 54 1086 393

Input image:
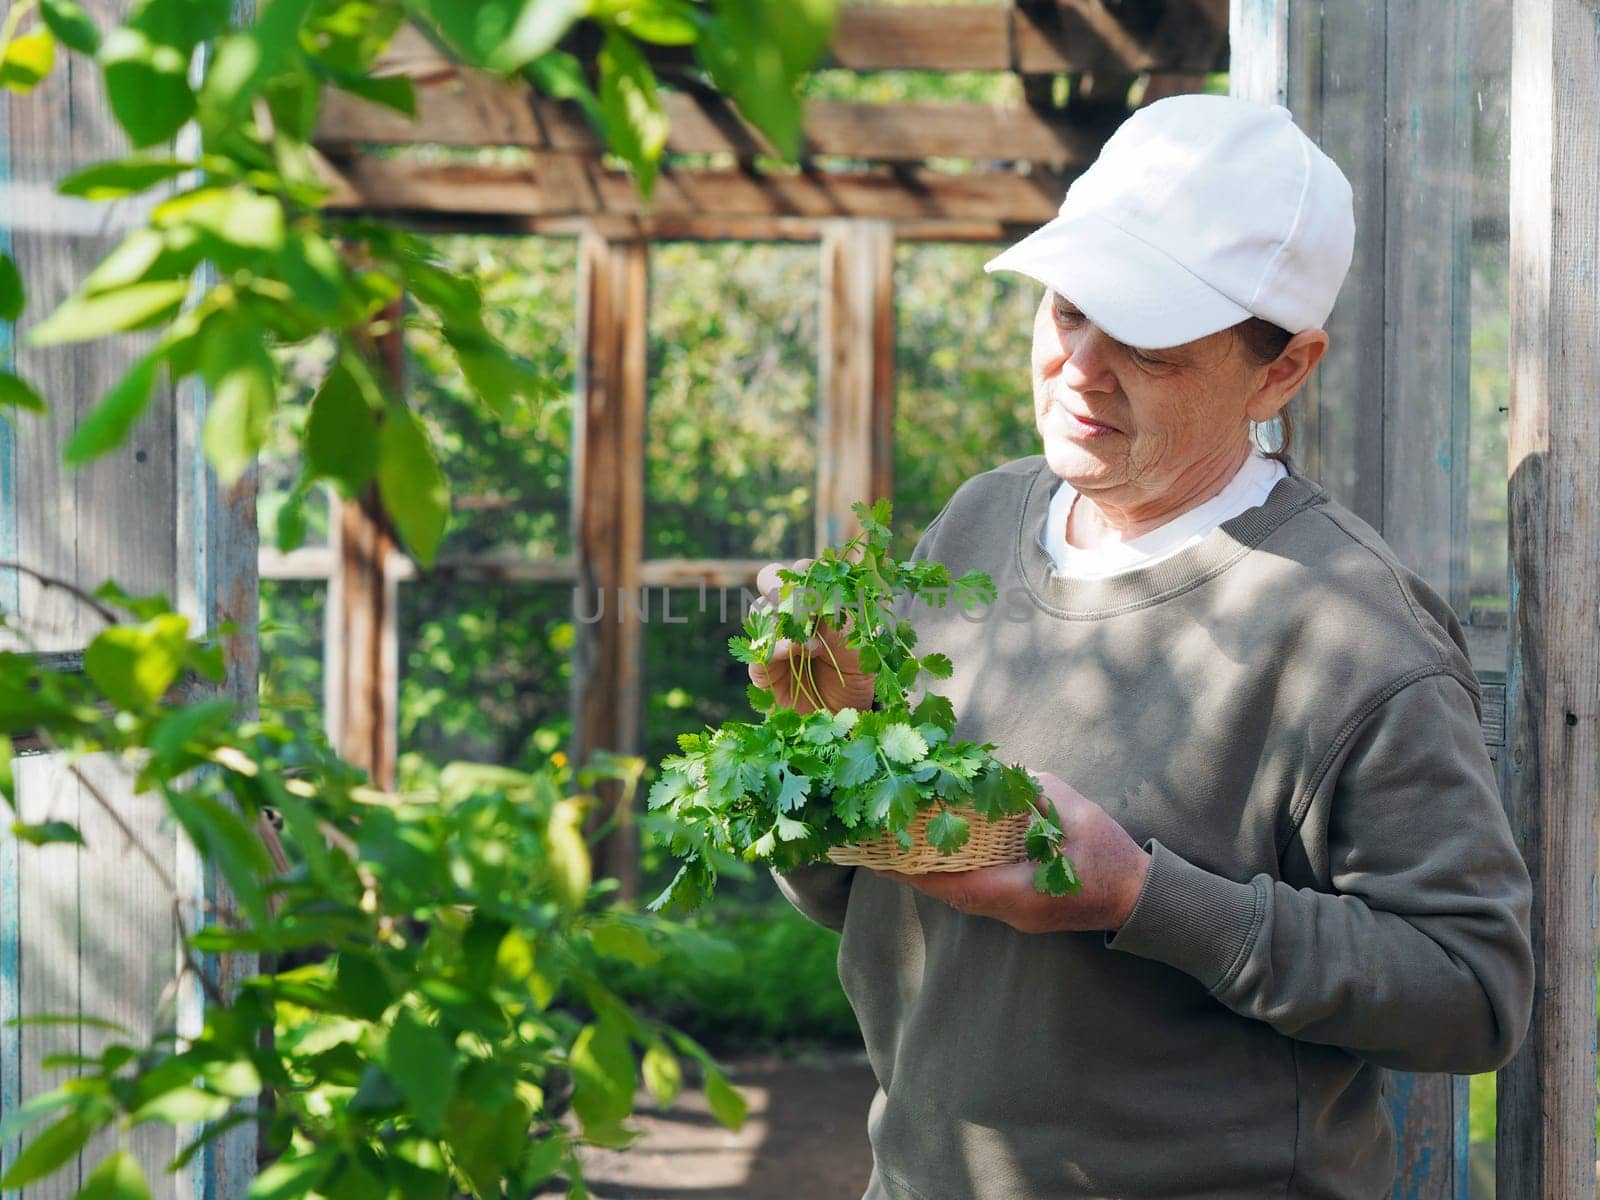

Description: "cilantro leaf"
878 723 928 765
775 767 809 813
925 808 970 854
920 652 952 679
835 737 878 788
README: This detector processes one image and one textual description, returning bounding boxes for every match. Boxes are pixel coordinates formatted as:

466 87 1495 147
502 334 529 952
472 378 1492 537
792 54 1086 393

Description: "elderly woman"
756 95 1534 1200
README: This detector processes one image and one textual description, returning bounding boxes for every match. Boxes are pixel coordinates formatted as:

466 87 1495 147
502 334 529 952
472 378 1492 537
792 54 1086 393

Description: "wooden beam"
1497 0 1600 1194
319 154 1069 226
571 232 647 899
817 220 896 550
317 85 1116 167
380 6 1232 76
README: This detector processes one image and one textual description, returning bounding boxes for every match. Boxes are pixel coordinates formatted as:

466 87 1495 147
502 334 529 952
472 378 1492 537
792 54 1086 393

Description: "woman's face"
1030 289 1273 505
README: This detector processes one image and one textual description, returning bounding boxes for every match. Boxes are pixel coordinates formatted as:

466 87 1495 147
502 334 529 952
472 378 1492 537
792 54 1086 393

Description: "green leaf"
0 733 13 810
305 360 379 496
0 30 57 93
58 157 190 200
11 821 85 847
246 1149 334 1200
1035 853 1079 897
425 0 585 74
568 1017 635 1132
100 25 196 147
631 1039 679 1111
63 352 162 464
201 325 276 486
330 72 415 116
0 1087 77 1148
154 187 285 253
0 371 47 413
377 404 448 566
381 1008 456 1134
83 613 188 710
596 31 667 196
924 808 969 854
0 1110 95 1188
590 922 661 966
544 796 591 910
774 766 809 813
196 0 315 119
165 791 272 927
920 652 953 680
0 252 23 320
745 683 774 712
40 0 100 55
28 280 190 346
128 1086 232 1125
702 1067 746 1132
878 723 928 765
835 737 878 788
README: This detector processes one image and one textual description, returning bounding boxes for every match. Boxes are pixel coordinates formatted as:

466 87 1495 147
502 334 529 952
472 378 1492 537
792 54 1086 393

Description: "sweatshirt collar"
1017 457 1327 618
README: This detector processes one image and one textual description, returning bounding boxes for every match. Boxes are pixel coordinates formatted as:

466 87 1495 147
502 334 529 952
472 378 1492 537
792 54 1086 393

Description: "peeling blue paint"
1437 442 1453 472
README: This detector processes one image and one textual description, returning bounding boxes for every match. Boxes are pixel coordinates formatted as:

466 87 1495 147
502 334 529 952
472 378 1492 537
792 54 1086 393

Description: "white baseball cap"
985 93 1355 350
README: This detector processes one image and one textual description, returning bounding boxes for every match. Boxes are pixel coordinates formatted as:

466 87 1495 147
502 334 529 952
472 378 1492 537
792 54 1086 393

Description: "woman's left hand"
873 771 1153 934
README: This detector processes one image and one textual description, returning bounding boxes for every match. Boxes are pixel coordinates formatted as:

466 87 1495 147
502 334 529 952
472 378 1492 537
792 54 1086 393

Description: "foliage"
646 499 1079 911
0 593 748 1198
0 0 837 570
0 0 841 1194
594 897 858 1049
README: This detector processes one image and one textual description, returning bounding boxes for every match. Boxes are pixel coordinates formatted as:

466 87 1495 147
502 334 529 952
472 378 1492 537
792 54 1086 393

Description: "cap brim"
984 213 1251 350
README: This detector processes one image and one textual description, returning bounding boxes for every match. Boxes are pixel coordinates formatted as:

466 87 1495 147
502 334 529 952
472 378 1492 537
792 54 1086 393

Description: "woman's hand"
748 558 877 715
874 771 1152 933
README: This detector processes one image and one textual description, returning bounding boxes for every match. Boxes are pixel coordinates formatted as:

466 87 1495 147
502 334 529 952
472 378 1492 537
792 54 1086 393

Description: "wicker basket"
826 804 1033 874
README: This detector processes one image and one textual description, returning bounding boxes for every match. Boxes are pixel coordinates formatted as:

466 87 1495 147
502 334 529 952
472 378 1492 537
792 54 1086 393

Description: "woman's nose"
1057 327 1118 392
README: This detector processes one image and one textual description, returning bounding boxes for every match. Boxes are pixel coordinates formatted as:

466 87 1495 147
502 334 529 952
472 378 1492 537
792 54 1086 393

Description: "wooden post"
1496 0 1600 1193
571 230 646 898
325 299 405 792
816 220 895 550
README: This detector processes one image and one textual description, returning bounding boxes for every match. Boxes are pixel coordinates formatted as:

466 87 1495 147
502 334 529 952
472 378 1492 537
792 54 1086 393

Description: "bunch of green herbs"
646 499 1080 910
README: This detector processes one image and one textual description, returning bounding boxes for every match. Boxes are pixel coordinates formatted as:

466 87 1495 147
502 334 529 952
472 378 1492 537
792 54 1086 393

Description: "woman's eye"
1129 346 1166 367
1053 306 1082 325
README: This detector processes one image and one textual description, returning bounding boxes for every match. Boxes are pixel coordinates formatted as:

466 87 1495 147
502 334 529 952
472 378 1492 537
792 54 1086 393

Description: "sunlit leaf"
84 612 188 710
28 280 190 346
0 31 58 94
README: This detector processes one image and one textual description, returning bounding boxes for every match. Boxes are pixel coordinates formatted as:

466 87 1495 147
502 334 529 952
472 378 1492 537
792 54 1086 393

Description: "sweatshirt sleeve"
1106 670 1535 1074
770 863 856 933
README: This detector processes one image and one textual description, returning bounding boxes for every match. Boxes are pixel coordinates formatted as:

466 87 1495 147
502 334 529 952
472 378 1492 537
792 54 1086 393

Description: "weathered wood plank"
326 486 400 791
1497 0 1600 1194
816 220 895 550
319 155 1069 227
317 86 1117 167
2 0 189 1186
570 232 647 898
1387 1073 1471 1200
1379 0 1473 613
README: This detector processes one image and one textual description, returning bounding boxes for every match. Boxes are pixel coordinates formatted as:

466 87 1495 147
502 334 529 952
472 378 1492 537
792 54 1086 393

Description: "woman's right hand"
748 559 877 715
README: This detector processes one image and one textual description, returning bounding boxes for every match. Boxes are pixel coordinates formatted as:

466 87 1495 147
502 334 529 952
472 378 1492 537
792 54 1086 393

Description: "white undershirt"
1043 450 1288 580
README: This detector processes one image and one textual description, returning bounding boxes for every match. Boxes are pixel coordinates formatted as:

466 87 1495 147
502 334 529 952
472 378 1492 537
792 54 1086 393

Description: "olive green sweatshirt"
774 456 1533 1200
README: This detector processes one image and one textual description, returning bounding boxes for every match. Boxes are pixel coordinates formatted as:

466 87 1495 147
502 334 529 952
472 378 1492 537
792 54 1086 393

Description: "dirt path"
541 1047 878 1199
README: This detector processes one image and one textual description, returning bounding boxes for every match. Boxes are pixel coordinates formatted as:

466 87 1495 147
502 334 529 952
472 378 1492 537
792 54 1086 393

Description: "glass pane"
892 243 1040 550
405 235 578 560
259 579 326 763
397 581 573 785
646 242 818 560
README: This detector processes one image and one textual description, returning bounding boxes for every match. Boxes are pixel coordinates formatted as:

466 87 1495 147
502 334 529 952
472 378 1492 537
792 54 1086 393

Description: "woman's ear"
1246 330 1329 423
